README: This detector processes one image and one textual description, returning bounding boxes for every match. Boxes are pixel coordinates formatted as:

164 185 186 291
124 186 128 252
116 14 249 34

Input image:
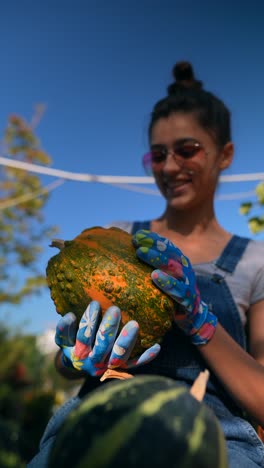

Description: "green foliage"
256 183 264 204
240 182 264 234
248 217 264 234
239 202 252 216
0 108 78 466
0 107 58 304
0 321 81 465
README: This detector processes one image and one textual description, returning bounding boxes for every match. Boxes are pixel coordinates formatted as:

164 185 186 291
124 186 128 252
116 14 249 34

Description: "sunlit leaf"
255 182 264 204
248 217 264 234
239 202 252 215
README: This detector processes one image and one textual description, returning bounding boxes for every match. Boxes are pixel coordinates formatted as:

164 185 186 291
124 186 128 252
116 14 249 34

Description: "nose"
163 152 183 172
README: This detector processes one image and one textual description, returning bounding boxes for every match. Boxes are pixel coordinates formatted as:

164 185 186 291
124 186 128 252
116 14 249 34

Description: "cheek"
152 154 220 189
205 157 222 182
186 154 219 180
182 159 203 174
152 169 163 184
153 171 167 195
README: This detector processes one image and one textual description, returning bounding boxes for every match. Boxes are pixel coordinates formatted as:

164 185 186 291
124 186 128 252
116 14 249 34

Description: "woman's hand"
133 230 217 345
55 300 160 377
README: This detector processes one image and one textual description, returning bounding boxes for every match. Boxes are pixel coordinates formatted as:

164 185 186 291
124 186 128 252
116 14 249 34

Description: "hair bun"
167 61 203 95
173 61 195 81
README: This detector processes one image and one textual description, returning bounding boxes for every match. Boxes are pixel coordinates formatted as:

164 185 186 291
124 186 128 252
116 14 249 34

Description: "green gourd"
46 226 176 355
48 375 228 468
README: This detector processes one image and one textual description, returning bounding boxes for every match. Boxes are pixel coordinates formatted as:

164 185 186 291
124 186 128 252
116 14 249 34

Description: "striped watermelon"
48 375 227 468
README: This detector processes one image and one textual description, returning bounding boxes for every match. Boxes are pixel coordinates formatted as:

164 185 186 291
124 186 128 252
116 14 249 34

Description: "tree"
0 106 58 304
0 321 82 465
240 182 264 234
0 108 77 466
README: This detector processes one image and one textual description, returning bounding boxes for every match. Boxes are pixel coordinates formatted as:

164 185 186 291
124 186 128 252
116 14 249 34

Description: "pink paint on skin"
75 340 91 359
95 362 107 369
199 323 216 339
192 298 200 315
167 259 183 277
110 358 126 368
94 369 105 376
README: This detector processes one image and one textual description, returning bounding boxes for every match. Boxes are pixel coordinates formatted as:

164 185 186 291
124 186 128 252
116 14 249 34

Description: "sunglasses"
142 138 203 175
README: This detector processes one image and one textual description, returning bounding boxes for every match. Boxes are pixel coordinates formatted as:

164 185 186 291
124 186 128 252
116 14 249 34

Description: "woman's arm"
199 311 264 426
132 230 264 426
248 300 264 365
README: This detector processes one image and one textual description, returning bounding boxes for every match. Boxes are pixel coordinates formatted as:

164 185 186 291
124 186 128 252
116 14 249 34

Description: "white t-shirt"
105 220 264 326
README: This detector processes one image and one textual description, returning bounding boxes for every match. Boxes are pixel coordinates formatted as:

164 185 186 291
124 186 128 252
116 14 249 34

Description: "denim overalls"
130 221 264 467
28 222 264 467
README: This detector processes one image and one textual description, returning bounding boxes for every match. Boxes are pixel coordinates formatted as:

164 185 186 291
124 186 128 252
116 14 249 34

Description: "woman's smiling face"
150 112 233 211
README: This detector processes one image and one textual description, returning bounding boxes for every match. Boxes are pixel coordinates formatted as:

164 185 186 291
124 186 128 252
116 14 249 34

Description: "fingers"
138 247 185 279
55 312 77 347
126 343 161 368
88 306 121 364
132 230 178 253
133 230 188 277
107 320 161 370
75 300 102 350
73 301 102 360
107 320 139 368
62 346 75 367
151 270 188 303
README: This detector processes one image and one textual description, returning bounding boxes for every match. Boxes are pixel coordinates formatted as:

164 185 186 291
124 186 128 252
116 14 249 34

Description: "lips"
168 180 190 188
165 178 192 196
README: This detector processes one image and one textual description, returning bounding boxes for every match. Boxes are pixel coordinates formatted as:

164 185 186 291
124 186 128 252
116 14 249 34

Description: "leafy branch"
240 182 264 234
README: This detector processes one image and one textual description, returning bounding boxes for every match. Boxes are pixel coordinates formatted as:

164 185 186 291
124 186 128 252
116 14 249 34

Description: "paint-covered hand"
132 230 217 345
55 300 160 377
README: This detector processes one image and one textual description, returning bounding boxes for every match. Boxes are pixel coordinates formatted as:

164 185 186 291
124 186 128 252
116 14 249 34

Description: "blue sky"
1 1 264 334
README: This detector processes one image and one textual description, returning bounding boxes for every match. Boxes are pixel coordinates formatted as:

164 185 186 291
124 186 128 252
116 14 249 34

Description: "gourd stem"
189 369 210 401
49 239 65 250
100 368 210 404
100 369 134 381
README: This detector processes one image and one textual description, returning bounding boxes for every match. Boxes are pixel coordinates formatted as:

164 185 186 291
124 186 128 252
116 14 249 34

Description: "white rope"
105 183 257 200
0 178 65 210
0 155 264 184
0 156 151 184
0 156 262 203
216 190 256 200
107 183 160 195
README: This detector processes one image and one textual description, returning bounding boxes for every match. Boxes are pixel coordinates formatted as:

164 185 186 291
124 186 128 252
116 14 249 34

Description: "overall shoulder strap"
215 235 251 273
131 220 151 235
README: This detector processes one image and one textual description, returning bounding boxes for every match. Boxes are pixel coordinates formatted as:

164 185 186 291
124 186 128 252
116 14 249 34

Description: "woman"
29 62 264 467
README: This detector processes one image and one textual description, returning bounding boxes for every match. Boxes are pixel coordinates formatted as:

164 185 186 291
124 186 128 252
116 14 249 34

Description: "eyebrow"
151 137 200 147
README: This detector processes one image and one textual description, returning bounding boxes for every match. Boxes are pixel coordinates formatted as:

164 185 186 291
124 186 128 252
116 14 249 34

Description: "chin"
167 198 190 210
166 190 190 203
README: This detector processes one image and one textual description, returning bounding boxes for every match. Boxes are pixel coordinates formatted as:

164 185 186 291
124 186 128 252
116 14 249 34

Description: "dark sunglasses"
142 138 203 175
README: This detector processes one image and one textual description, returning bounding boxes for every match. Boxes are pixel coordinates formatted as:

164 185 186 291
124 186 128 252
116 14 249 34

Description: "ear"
218 142 234 170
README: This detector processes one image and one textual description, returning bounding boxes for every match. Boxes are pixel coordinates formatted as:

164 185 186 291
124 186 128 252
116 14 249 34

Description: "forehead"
150 113 212 145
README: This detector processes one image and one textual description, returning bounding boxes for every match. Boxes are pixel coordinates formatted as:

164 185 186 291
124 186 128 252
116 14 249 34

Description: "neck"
156 202 224 238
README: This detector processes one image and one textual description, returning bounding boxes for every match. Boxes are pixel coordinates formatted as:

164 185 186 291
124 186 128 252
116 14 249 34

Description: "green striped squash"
48 375 228 468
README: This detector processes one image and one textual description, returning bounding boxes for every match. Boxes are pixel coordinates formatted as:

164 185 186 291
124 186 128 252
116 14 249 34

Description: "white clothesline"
0 156 262 208
1 155 264 184
0 178 65 210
